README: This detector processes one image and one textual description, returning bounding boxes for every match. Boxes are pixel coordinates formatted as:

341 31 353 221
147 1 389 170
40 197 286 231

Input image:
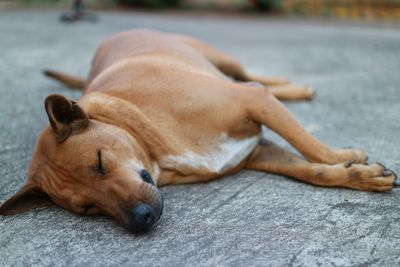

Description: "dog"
0 29 397 232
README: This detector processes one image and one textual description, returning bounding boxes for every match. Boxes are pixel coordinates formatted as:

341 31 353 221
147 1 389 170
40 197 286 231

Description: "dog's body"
0 29 397 232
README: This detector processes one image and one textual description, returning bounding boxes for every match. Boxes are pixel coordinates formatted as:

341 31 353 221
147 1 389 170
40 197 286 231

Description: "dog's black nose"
127 203 155 232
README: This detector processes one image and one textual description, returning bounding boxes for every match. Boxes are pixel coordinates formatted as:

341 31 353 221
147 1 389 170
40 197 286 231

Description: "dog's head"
0 94 163 233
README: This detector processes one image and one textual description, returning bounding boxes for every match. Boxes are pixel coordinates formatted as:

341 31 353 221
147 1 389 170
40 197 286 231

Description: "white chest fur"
160 133 261 174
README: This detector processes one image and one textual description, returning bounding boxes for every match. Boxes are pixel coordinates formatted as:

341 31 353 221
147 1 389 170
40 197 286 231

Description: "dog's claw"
391 169 398 180
344 159 356 168
376 162 385 169
383 170 393 177
393 178 400 188
383 168 400 188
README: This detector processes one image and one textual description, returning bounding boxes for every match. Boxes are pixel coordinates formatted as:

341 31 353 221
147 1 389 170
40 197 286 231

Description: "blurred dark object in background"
60 0 97 22
249 0 281 12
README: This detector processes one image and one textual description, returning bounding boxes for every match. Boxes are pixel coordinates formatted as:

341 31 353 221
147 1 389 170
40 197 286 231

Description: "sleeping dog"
0 29 397 232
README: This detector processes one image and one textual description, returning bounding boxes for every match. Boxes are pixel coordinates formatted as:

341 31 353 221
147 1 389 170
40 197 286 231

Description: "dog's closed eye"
97 150 105 176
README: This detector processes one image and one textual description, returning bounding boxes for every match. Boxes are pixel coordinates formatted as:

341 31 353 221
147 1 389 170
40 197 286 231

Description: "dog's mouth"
150 187 164 225
155 188 164 222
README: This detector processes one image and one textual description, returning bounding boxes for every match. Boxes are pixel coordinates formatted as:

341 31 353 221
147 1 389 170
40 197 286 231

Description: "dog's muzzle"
126 188 164 233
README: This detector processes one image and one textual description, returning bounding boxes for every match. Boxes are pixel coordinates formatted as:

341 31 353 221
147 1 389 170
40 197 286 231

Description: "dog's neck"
79 92 174 162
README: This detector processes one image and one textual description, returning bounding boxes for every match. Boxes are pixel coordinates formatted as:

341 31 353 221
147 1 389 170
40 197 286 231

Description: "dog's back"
86 29 226 90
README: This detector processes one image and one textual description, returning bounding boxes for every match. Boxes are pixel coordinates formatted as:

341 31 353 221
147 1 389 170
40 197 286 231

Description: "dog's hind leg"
266 84 317 101
174 35 314 100
243 86 367 165
242 82 315 101
245 140 397 191
173 35 287 84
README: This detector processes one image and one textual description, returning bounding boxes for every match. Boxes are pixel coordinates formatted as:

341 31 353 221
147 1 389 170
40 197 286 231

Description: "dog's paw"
302 86 315 100
290 85 315 100
341 163 397 192
268 84 316 101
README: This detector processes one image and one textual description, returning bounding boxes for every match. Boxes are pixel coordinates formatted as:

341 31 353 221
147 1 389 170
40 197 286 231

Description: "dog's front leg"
245 140 397 191
157 170 223 186
244 87 367 165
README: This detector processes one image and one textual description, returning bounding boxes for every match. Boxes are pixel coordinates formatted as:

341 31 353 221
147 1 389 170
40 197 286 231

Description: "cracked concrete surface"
1 9 400 266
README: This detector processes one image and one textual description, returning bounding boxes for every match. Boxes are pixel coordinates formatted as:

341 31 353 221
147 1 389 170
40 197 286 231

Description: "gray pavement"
1 9 400 266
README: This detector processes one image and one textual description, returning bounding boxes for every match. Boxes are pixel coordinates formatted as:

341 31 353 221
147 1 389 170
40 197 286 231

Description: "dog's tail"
43 69 85 90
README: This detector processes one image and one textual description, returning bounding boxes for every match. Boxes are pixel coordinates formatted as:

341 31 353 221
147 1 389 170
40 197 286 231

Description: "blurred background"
1 0 400 22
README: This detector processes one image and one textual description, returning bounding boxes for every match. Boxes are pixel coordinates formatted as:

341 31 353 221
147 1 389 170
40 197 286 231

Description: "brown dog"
0 29 397 232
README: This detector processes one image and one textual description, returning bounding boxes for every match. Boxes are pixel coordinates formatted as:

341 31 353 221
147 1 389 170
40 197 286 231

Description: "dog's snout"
127 203 155 232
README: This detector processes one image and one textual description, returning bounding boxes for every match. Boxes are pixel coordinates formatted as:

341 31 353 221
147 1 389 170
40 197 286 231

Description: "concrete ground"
1 9 400 267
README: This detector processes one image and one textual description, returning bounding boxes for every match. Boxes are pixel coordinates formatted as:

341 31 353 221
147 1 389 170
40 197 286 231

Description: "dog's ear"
45 94 89 142
0 182 53 215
